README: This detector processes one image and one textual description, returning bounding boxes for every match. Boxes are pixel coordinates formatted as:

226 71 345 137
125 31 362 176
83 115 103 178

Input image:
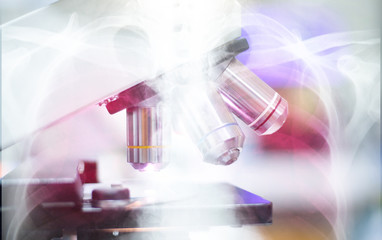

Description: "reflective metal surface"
175 85 245 165
126 106 167 171
218 58 288 135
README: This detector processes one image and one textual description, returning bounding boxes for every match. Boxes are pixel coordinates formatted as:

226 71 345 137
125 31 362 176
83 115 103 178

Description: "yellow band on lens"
127 146 164 149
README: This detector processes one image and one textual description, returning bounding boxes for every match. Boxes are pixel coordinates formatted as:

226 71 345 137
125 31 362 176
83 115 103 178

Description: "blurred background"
1 0 380 239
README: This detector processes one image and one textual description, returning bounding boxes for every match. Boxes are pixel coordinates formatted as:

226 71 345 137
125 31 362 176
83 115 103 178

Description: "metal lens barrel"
126 106 167 171
218 58 288 135
176 86 245 165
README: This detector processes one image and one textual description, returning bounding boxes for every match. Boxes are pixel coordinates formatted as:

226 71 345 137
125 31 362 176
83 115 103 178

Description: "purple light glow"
236 3 380 240
237 5 377 88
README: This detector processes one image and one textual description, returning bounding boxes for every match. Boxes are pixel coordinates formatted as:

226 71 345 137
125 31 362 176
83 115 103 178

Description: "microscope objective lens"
126 106 168 171
175 85 245 165
218 58 288 135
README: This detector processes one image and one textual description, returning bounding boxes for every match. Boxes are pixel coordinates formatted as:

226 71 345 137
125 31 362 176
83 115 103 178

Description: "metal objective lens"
175 85 245 165
218 58 288 135
126 106 168 171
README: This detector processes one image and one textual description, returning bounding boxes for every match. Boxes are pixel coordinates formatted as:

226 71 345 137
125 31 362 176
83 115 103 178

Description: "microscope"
1 0 287 239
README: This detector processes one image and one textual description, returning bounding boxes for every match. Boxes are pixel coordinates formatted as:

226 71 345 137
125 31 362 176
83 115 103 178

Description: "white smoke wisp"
2 1 380 239
2 1 244 239
2 1 156 149
240 11 380 240
1 0 241 149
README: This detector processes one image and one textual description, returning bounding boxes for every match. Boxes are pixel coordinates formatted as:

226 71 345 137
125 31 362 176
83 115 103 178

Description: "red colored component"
92 188 130 201
106 81 157 114
78 160 99 184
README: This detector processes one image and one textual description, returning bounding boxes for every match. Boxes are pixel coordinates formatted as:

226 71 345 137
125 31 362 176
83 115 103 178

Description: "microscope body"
1 1 287 239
